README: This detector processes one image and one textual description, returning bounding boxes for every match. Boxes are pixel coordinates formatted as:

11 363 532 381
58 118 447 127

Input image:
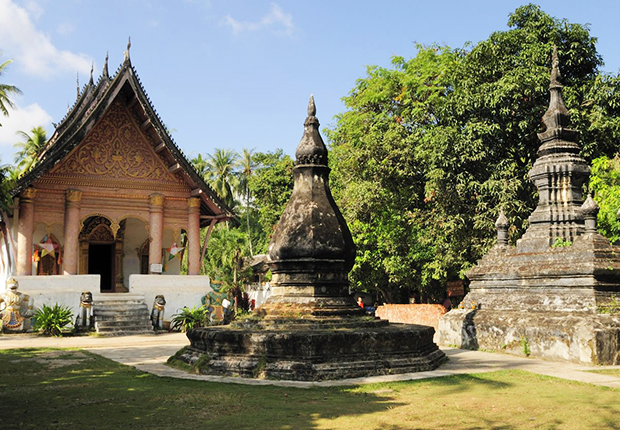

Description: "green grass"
2 348 620 429
587 368 620 377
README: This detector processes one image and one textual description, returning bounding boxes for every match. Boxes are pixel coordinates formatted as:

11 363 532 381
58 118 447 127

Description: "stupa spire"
517 45 590 251
295 95 327 166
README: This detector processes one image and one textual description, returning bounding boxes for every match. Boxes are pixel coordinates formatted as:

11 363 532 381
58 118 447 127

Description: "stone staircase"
93 294 154 335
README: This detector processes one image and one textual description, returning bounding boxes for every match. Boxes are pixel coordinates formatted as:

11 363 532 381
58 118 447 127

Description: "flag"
166 242 184 261
39 235 55 258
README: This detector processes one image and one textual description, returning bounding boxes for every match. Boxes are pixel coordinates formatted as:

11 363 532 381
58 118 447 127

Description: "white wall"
11 275 100 317
122 217 149 287
129 274 212 321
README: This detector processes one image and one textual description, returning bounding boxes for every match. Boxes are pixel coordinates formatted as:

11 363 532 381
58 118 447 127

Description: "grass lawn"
1 348 620 429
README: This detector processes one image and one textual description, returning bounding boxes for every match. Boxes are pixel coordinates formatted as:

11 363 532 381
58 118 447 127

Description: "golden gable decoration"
51 101 181 184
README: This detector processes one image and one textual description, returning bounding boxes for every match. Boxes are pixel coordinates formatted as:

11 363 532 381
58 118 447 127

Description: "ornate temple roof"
12 43 234 225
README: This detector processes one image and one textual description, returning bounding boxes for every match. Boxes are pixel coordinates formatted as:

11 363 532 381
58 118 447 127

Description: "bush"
33 304 73 337
171 306 209 332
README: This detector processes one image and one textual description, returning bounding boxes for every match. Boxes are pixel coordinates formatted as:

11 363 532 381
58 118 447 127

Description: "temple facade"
10 48 233 296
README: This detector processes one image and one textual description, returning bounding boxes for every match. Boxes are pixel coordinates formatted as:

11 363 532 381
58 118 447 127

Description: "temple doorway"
79 216 127 292
88 243 114 291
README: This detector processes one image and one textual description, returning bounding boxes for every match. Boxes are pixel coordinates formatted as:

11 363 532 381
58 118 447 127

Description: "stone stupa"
439 47 620 364
176 96 445 381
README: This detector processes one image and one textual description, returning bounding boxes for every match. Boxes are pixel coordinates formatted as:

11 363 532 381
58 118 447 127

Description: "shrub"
171 306 209 332
33 304 73 337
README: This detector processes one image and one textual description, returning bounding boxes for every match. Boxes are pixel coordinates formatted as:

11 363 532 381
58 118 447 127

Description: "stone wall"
376 304 447 331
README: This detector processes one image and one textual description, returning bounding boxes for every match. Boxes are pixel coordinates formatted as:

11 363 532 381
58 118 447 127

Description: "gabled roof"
13 49 234 226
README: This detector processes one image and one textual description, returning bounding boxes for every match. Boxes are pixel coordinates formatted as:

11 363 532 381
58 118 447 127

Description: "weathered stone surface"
438 48 620 365
181 319 445 381
181 97 445 380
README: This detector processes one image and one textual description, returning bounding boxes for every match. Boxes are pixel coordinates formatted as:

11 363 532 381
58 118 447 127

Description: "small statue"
150 295 166 329
0 277 34 332
75 291 94 330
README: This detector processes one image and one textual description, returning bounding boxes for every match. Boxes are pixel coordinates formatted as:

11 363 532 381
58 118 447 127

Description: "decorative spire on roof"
124 37 132 64
581 194 599 233
295 95 328 166
88 62 94 86
76 72 80 98
495 209 509 245
102 52 109 79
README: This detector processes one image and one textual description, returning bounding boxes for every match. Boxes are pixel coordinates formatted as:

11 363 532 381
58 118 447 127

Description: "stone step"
96 320 152 329
89 294 152 336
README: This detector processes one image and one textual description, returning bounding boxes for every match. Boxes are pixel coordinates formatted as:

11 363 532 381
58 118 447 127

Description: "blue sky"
0 0 619 166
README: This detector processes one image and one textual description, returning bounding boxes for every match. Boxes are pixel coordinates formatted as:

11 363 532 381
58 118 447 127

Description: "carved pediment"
49 100 184 186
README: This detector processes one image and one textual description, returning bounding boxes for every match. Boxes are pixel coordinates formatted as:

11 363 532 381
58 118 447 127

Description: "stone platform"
178 318 446 381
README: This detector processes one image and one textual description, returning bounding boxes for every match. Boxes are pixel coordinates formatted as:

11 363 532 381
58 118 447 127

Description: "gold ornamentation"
187 197 201 208
51 101 183 184
149 194 165 206
21 188 37 200
65 189 83 202
89 225 114 242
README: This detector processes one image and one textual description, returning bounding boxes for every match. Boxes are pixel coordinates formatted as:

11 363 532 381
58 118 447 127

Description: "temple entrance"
89 243 114 291
79 216 128 292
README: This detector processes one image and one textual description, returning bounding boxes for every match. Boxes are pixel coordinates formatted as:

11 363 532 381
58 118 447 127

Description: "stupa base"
174 318 446 381
439 308 620 365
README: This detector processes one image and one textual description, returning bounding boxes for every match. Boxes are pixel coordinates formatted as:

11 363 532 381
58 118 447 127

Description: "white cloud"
224 3 294 36
56 22 75 36
0 0 91 78
0 101 53 163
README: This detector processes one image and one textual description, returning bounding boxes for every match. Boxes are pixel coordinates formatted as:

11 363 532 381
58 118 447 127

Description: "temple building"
6 46 233 328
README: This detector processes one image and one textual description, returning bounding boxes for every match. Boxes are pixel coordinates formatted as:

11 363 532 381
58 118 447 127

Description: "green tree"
327 4 620 303
237 148 256 256
590 155 620 243
14 126 48 175
0 54 21 126
204 148 239 209
190 153 209 178
202 225 251 288
248 150 294 253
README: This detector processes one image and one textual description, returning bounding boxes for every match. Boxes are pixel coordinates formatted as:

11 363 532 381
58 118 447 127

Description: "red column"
148 194 165 273
63 189 82 275
187 197 201 275
17 188 36 276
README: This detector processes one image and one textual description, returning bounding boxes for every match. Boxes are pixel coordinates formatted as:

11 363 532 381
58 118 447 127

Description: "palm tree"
237 148 256 256
14 126 48 175
191 153 209 178
0 54 22 126
204 148 239 209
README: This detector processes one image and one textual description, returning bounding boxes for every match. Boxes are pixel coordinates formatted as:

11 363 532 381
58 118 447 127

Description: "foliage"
202 225 252 288
248 149 294 253
203 148 240 209
598 295 620 314
32 304 73 336
589 155 620 243
0 53 22 126
14 126 48 175
551 238 573 248
170 306 209 332
327 5 620 303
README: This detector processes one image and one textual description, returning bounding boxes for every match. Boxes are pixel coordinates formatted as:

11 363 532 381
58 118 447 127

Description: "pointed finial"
88 62 94 85
550 45 562 87
295 95 327 166
308 94 316 117
582 194 599 233
124 37 132 64
102 52 109 78
76 72 80 98
495 209 509 245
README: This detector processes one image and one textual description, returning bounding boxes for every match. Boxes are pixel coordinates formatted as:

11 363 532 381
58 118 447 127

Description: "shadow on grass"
0 348 404 430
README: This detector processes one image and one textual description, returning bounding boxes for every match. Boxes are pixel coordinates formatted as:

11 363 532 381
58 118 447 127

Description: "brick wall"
375 304 447 330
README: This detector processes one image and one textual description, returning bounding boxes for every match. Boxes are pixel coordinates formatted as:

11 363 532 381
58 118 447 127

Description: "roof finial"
76 72 80 98
102 52 109 79
88 62 94 85
123 37 131 64
308 94 316 117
